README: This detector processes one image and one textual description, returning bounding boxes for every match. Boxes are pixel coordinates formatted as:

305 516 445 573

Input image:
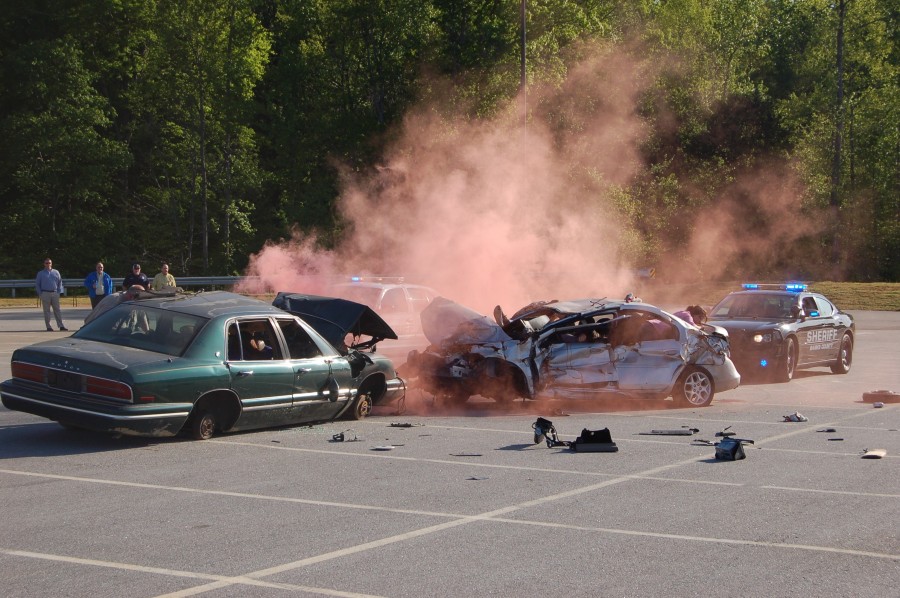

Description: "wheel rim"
840 336 852 368
357 395 372 418
683 371 712 405
198 415 214 439
786 340 795 377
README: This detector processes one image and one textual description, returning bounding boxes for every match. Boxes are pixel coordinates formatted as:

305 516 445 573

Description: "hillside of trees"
1 0 896 282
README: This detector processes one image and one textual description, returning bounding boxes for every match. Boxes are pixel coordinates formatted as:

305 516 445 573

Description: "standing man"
84 262 114 309
151 262 177 291
122 263 149 290
35 258 68 331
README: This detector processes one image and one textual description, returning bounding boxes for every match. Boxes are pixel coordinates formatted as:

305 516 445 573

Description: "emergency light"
741 282 808 292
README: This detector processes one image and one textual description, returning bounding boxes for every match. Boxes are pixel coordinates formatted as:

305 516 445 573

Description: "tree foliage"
0 0 896 280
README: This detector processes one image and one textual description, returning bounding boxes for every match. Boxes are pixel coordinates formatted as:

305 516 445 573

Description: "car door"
536 318 616 392
226 318 297 428
276 317 353 421
612 313 685 393
801 296 843 366
796 295 834 366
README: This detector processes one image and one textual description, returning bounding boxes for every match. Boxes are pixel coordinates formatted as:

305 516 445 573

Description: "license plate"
47 370 83 392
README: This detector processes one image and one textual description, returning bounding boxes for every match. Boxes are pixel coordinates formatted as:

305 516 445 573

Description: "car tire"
775 337 796 382
191 409 217 440
347 393 372 421
673 367 714 407
830 333 853 374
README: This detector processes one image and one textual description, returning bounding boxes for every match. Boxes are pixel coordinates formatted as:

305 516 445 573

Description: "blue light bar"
760 359 768 368
741 282 808 292
351 276 361 282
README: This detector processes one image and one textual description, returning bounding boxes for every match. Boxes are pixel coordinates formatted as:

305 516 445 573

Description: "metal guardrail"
0 276 248 305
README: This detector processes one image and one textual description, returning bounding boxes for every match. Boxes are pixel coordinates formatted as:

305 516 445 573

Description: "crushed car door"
227 319 297 427
537 319 616 391
611 313 685 393
277 317 353 421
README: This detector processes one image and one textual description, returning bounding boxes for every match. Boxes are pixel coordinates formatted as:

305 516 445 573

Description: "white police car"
708 283 854 382
329 277 439 367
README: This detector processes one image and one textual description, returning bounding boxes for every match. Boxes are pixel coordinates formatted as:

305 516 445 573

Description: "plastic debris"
390 422 423 428
450 452 483 457
640 427 699 436
715 437 755 460
862 390 900 404
873 402 884 408
816 428 837 433
782 412 809 422
572 428 618 453
861 448 886 459
371 445 394 451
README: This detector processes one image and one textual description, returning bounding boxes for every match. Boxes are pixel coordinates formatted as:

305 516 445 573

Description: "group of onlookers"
35 258 178 331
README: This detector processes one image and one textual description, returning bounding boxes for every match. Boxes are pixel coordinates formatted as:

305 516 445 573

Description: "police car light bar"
349 275 405 283
741 282 808 292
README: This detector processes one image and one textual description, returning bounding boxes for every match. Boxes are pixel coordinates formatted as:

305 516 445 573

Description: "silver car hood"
421 297 513 346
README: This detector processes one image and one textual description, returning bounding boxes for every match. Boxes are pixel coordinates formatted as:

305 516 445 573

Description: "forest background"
0 0 897 289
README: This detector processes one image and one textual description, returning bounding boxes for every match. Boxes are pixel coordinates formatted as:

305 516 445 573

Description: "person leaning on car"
84 262 114 309
151 262 177 291
122 263 150 290
35 258 68 331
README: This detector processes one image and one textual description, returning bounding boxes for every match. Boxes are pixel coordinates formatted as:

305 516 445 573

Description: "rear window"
75 304 207 356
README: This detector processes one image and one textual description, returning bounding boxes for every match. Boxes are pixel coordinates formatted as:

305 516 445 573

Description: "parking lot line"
0 548 387 598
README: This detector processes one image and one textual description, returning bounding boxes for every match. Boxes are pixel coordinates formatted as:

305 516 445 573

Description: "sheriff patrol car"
707 283 854 382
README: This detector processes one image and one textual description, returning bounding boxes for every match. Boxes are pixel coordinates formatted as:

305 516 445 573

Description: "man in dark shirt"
122 263 150 290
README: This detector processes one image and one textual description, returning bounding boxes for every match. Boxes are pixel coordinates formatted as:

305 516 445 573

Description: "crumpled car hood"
273 292 398 349
421 297 512 346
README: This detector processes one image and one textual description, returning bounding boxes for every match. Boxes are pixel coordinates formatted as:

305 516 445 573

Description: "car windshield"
74 304 207 356
711 294 793 319
331 286 382 310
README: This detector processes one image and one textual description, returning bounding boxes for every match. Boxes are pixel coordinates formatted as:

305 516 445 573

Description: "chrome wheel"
674 368 714 407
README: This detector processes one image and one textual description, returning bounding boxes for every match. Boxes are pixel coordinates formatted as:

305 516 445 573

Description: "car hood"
273 292 398 349
708 318 788 333
421 297 512 346
12 339 178 372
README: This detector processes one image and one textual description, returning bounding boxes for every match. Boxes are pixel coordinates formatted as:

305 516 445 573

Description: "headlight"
753 332 775 343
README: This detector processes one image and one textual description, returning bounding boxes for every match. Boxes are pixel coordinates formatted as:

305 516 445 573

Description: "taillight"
12 362 44 383
85 377 133 402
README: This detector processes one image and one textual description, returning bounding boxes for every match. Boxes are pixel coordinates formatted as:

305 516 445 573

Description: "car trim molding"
0 391 190 420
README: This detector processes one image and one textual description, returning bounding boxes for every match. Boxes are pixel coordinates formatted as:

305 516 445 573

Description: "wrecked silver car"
406 298 740 407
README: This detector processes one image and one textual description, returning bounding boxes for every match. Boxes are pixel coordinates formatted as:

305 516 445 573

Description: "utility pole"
520 0 527 132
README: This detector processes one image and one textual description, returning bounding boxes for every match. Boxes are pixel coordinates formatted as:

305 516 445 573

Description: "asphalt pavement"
0 306 898 597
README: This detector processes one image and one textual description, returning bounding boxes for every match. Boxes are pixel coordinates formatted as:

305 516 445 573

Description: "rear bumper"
1 382 190 437
706 360 741 392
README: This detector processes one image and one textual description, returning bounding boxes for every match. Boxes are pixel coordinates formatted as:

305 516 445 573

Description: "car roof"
332 281 436 291
122 290 285 319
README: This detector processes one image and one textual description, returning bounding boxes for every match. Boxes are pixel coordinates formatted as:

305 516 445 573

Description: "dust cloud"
240 45 820 316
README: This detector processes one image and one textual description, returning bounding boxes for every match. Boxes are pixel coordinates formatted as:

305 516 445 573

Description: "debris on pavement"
862 389 900 404
450 453 483 457
817 428 837 433
640 427 699 436
715 437 755 460
783 412 809 422
873 402 884 408
715 426 735 437
371 445 395 451
571 428 619 453
861 448 886 459
390 422 423 428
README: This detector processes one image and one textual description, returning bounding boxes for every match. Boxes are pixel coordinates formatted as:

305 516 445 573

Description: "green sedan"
1 291 404 439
